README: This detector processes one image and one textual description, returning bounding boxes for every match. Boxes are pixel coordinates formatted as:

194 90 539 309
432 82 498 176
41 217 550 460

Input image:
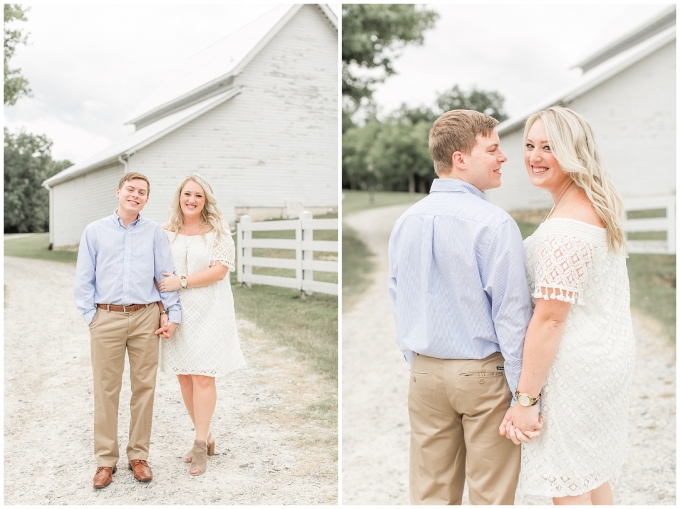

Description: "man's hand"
154 321 178 339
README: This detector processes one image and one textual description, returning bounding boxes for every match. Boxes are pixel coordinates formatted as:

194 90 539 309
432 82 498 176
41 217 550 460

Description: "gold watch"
514 390 541 407
180 276 188 289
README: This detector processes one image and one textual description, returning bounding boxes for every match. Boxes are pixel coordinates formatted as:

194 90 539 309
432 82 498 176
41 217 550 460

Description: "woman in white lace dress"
501 107 635 504
156 174 245 476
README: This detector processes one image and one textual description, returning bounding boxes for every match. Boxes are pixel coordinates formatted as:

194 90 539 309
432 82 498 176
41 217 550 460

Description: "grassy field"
342 189 426 216
4 233 77 264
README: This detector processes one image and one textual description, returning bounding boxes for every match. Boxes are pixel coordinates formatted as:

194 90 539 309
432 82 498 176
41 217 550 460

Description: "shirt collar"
111 209 142 227
429 178 487 201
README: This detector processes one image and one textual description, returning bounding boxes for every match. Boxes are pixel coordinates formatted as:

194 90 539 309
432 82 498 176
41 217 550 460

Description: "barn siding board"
52 163 123 247
487 40 675 211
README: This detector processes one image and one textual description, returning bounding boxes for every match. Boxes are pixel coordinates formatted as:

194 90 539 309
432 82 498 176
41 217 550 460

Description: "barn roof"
43 89 241 188
43 4 337 189
126 4 337 129
498 12 676 136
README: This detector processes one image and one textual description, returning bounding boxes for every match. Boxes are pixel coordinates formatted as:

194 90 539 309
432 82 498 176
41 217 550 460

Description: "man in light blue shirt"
388 110 534 504
75 172 181 489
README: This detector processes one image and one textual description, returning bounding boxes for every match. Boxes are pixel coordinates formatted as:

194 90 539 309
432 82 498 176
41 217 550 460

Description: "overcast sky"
369 3 670 121
4 3 340 162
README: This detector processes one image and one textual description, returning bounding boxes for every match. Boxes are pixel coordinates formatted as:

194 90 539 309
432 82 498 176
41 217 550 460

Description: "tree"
4 4 31 105
436 85 508 122
4 128 72 233
342 5 438 110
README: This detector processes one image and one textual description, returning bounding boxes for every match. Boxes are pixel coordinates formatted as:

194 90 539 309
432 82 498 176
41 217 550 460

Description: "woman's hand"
503 404 543 444
157 272 181 292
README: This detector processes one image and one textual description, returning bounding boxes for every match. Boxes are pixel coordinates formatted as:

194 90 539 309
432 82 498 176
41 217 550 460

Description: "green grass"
4 233 77 264
626 253 676 342
231 277 338 381
341 191 423 310
341 224 376 311
342 189 426 216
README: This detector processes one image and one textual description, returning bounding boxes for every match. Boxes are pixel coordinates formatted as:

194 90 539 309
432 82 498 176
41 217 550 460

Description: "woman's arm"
158 261 229 291
510 291 571 432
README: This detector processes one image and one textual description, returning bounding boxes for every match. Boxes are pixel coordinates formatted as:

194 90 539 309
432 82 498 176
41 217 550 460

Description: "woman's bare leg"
553 492 592 505
177 374 195 424
191 375 216 442
591 481 613 505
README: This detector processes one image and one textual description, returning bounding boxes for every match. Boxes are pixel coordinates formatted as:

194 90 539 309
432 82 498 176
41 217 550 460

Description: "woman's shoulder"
550 193 604 228
160 221 172 231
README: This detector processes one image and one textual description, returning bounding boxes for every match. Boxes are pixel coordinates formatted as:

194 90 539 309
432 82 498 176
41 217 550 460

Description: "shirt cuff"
84 308 97 325
404 350 415 369
168 309 181 324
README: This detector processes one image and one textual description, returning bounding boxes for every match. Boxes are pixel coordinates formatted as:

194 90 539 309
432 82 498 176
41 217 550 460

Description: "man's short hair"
118 172 150 195
429 110 499 176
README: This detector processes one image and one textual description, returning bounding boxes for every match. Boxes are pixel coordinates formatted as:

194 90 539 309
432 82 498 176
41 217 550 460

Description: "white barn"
486 6 676 219
43 4 338 248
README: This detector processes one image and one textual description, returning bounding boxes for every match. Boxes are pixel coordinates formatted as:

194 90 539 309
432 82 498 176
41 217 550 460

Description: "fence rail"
623 195 675 254
237 211 338 295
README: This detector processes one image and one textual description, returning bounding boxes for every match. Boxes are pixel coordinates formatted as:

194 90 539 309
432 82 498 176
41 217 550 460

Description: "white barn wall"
487 40 675 211
51 162 124 247
127 4 338 227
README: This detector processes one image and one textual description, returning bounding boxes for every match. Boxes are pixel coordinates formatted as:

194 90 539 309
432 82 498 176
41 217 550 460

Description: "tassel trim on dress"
533 287 584 305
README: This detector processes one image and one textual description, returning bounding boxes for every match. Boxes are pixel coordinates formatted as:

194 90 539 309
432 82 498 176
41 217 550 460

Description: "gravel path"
4 255 337 505
342 204 675 505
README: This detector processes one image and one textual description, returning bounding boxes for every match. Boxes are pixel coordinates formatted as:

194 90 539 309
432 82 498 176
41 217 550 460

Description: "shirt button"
479 378 484 384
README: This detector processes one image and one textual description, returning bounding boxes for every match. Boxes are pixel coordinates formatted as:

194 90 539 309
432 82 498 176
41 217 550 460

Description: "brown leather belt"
97 303 152 313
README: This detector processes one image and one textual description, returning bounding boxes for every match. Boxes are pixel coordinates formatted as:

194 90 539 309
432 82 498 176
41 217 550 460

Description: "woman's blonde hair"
167 174 229 242
524 106 626 255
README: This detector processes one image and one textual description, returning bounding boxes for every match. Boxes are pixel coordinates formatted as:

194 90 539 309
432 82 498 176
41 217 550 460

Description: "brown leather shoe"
93 465 117 489
128 459 153 482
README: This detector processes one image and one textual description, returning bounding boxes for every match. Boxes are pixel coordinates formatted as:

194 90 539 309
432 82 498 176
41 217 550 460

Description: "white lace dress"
160 230 245 376
519 219 635 497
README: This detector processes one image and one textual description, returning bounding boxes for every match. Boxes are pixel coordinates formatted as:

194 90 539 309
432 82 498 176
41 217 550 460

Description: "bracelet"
159 310 168 315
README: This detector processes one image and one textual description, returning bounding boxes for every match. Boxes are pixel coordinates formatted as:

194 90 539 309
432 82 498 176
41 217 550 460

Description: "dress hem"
521 476 610 498
159 360 246 377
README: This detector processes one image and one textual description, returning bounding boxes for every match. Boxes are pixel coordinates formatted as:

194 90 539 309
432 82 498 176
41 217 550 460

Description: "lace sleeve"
211 232 235 272
533 234 595 305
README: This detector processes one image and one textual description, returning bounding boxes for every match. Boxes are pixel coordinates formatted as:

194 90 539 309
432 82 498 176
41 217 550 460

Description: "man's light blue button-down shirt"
74 211 181 326
388 178 532 396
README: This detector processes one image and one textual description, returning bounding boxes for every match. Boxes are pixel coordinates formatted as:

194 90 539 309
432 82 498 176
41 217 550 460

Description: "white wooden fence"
237 211 339 295
623 195 675 254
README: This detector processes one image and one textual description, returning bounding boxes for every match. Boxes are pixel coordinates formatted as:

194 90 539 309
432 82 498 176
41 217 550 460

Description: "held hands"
499 405 544 445
154 320 178 339
157 272 181 292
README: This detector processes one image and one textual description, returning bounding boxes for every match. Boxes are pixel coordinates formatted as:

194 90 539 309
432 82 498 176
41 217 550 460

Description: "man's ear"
452 151 466 170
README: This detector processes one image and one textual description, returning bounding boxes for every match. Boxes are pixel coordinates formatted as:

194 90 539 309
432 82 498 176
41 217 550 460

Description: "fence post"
301 210 314 296
238 215 252 288
667 197 676 254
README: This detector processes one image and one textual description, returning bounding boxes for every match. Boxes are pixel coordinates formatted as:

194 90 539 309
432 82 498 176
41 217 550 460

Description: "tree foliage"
4 4 31 106
4 128 72 233
342 4 438 109
342 86 509 193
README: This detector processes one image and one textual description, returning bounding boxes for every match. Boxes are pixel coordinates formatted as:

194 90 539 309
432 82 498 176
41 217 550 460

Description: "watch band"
180 276 188 289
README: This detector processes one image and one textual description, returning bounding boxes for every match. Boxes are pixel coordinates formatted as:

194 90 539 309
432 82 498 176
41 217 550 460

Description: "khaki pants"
408 352 520 505
89 304 160 467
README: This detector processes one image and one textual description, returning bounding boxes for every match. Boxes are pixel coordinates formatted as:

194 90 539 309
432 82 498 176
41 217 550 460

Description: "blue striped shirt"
75 211 181 325
388 178 532 395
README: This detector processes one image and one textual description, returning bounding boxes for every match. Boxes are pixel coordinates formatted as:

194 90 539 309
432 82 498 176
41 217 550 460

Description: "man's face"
115 178 149 216
458 130 507 191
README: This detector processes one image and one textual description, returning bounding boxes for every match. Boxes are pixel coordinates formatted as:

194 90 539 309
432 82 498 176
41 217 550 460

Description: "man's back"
388 178 531 379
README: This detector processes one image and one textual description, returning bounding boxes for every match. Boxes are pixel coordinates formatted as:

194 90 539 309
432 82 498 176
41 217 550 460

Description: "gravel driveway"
4 255 337 504
342 204 675 505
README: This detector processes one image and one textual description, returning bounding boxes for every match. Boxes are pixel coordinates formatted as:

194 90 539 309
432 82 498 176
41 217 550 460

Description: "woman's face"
180 180 206 220
524 118 570 193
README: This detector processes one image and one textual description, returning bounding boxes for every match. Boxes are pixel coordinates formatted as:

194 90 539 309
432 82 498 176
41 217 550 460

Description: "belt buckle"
122 305 129 313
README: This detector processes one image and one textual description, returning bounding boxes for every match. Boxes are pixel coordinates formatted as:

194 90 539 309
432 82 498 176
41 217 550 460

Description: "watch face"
519 394 531 406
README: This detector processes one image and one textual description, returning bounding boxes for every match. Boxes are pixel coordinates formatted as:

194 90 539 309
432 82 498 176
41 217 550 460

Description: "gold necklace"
543 180 574 223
